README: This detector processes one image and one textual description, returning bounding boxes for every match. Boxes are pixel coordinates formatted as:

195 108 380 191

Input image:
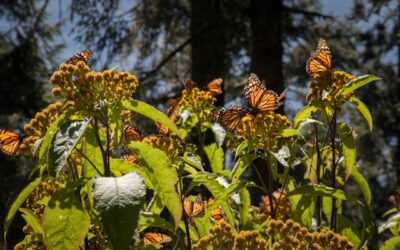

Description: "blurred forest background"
0 0 398 247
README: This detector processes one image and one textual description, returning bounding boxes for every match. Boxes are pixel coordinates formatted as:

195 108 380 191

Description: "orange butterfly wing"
244 73 286 112
142 232 172 245
123 125 142 142
211 105 248 134
210 206 225 224
0 130 23 156
306 38 332 77
206 78 223 95
184 197 205 217
66 50 93 65
156 98 179 135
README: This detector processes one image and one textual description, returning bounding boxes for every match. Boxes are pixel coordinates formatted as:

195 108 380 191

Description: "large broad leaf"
39 108 77 160
337 214 361 248
341 75 380 96
93 173 146 250
204 143 224 173
292 195 315 227
337 123 356 180
292 105 319 128
128 142 182 229
43 183 90 250
4 178 42 240
348 96 373 132
351 165 371 206
238 188 251 226
287 184 355 201
48 119 91 177
122 99 183 138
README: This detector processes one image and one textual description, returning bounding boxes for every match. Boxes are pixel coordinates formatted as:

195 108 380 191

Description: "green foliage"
93 173 146 249
4 46 382 249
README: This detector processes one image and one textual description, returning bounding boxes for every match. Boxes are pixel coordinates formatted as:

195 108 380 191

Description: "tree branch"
282 5 333 19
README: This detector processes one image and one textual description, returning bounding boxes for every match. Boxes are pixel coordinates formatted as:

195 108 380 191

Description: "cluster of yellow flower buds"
193 221 267 250
141 135 182 160
20 101 73 154
228 112 291 150
50 61 138 114
307 70 355 110
265 219 353 249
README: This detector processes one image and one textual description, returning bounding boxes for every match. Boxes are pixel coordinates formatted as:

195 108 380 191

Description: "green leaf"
278 128 303 138
39 108 76 160
19 208 44 236
180 155 204 171
83 127 104 177
146 195 164 214
48 119 91 177
93 173 146 249
292 105 319 128
296 118 324 131
122 99 183 138
351 165 371 206
204 143 224 173
238 188 251 225
337 123 356 180
348 96 373 131
235 140 248 159
292 195 315 227
337 214 361 248
109 158 154 189
287 184 355 201
43 183 90 250
341 75 380 96
139 212 175 233
4 177 42 240
230 154 257 181
128 142 182 229
381 236 400 250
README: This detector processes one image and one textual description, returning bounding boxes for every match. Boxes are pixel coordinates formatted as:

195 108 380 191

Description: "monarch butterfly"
261 188 291 216
121 149 139 164
123 124 142 142
206 78 223 95
210 206 225 224
306 38 332 78
0 130 24 156
183 79 196 94
211 105 249 134
389 187 400 209
244 73 287 113
156 98 179 135
66 50 93 65
142 232 172 245
184 196 205 217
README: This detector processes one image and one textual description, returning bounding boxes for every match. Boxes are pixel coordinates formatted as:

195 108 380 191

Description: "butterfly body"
65 50 93 65
184 196 205 218
123 125 142 142
0 129 24 156
306 38 332 78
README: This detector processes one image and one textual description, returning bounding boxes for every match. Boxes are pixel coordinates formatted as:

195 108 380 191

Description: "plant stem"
314 124 322 228
92 118 110 176
177 159 192 249
266 153 275 219
330 106 337 231
75 147 103 176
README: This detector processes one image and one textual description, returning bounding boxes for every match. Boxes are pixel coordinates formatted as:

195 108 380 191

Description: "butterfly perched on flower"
184 196 205 218
211 105 248 133
206 78 223 96
123 124 142 142
0 129 24 156
211 73 287 134
65 50 93 65
156 98 179 136
306 38 332 78
210 206 225 224
141 232 172 245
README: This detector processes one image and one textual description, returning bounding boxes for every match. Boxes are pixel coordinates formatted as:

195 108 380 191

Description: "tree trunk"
249 0 284 95
190 0 227 106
